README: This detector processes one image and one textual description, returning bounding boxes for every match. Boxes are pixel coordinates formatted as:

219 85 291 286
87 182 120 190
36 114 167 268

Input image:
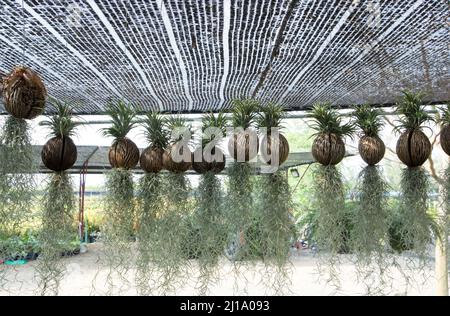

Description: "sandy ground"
0 243 443 296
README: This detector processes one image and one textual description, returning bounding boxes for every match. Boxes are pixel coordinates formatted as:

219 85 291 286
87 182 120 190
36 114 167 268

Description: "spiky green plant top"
166 115 192 144
438 102 450 126
200 111 228 147
394 91 434 133
309 103 355 138
142 112 169 149
101 100 137 139
353 105 384 137
39 99 81 138
256 103 286 131
230 99 259 129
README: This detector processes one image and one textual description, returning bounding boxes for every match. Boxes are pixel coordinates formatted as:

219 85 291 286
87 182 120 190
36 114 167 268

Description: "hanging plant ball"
440 124 450 156
396 130 431 168
140 147 164 173
2 66 47 119
260 134 290 166
312 133 345 166
41 136 77 172
109 137 140 169
228 129 259 162
192 146 226 174
358 136 385 166
163 143 192 173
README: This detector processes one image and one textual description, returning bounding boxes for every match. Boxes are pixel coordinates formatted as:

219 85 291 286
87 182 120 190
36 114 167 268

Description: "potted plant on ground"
309 103 354 166
394 91 433 168
353 105 385 165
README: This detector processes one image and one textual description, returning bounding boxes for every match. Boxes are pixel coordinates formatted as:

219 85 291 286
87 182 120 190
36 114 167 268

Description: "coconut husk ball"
260 133 290 166
163 143 192 173
396 129 431 168
2 66 47 119
312 133 346 166
41 136 77 172
228 129 259 162
140 147 164 173
359 135 385 166
109 137 140 169
192 146 226 174
440 124 450 156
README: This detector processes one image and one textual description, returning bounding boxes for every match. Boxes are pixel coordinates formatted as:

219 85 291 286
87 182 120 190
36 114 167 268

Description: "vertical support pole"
436 186 449 296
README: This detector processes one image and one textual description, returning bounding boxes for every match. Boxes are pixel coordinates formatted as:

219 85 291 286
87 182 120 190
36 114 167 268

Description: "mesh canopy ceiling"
0 0 449 114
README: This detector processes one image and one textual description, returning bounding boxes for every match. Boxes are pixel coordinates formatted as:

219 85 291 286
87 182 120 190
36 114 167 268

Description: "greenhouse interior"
0 0 449 298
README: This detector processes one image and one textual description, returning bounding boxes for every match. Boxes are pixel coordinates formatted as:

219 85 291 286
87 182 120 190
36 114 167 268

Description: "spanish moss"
101 168 135 295
35 172 76 296
256 171 295 295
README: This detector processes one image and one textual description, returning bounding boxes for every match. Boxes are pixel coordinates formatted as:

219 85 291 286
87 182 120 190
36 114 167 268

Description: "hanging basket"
2 66 47 119
41 136 77 172
192 146 226 174
228 129 259 162
396 129 431 168
108 137 140 169
140 147 164 173
440 124 450 156
312 133 345 166
358 135 385 166
260 133 290 166
163 143 192 173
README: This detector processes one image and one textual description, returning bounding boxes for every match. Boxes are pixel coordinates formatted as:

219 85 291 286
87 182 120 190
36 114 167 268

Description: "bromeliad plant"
309 103 354 166
100 101 138 294
438 103 450 156
353 105 385 166
40 100 79 172
228 99 259 162
192 112 228 174
394 91 433 168
136 113 168 295
163 116 192 173
257 103 290 167
36 102 80 295
140 113 169 173
102 100 139 170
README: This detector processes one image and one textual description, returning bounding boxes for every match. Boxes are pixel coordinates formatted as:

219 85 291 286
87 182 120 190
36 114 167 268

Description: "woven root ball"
359 135 385 166
312 133 345 166
163 143 192 173
140 147 164 173
192 146 226 174
109 137 140 169
228 129 259 162
2 66 47 119
396 130 431 168
260 134 290 166
41 136 77 172
440 124 450 156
